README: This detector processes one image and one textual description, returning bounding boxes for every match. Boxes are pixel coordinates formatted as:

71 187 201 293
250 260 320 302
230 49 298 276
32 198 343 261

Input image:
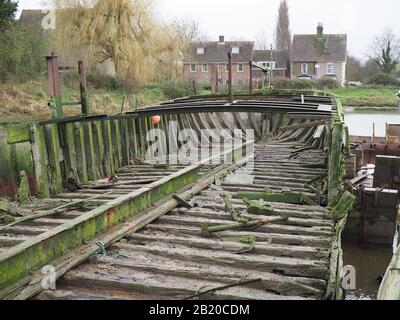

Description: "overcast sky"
17 0 400 61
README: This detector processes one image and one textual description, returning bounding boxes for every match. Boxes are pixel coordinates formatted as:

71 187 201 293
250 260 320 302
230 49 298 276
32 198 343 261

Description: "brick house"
252 49 289 87
183 36 254 90
290 24 347 85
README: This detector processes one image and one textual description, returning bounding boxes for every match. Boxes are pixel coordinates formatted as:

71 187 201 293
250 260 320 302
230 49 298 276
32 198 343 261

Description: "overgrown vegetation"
0 26 49 82
0 0 48 83
0 0 18 30
365 73 400 86
54 0 188 108
271 78 340 90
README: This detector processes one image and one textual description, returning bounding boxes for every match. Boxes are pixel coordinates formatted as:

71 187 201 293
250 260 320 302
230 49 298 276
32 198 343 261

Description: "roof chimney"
219 35 225 43
317 23 324 38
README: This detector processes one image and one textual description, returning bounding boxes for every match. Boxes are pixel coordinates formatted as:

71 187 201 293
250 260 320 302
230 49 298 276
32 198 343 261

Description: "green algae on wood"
16 171 31 204
237 191 319 206
6 125 31 144
242 198 274 215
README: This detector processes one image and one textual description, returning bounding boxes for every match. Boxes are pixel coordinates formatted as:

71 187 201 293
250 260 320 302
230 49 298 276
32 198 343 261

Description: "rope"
93 241 129 260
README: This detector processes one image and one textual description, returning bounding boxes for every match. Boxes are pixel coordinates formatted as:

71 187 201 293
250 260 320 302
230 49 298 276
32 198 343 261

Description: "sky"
16 0 400 61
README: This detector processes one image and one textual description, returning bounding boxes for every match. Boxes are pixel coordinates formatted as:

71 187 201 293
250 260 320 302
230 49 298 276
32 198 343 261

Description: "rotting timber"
0 91 350 300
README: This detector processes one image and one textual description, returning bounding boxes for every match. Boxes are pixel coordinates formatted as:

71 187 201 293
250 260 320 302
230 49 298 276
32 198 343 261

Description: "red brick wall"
183 63 250 88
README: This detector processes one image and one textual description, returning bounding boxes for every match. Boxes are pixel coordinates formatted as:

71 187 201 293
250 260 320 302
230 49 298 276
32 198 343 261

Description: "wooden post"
30 124 50 198
78 60 89 116
249 61 253 95
228 53 233 103
372 122 375 143
46 54 63 119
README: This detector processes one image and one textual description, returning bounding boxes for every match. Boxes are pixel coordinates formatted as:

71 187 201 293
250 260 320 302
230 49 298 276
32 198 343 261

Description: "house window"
237 64 244 72
301 63 308 74
197 47 204 54
238 80 243 87
232 46 240 54
202 64 208 72
226 80 230 86
190 64 196 72
225 64 229 72
260 61 276 70
327 63 334 74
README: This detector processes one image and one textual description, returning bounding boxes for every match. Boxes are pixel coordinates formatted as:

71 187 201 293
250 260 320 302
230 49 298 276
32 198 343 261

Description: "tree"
0 0 18 30
172 17 208 43
368 27 400 73
362 58 381 80
54 0 186 106
255 31 269 50
274 0 291 50
346 55 363 81
0 25 49 82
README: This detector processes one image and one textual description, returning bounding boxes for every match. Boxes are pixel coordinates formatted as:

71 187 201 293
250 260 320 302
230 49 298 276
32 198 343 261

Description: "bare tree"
274 0 291 50
255 31 269 50
172 17 208 43
346 55 363 81
368 27 400 73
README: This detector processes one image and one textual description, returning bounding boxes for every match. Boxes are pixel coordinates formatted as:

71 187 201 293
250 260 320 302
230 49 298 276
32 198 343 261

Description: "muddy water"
342 242 393 300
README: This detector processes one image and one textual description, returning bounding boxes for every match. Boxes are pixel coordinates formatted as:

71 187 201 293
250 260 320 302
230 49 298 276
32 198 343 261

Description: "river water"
344 108 400 137
342 108 398 300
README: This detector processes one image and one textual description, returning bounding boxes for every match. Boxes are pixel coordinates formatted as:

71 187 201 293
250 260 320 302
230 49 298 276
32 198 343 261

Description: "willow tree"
53 0 186 108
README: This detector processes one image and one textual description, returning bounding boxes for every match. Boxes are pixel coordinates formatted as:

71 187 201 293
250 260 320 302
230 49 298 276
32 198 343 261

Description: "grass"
0 78 165 122
328 87 399 108
1 78 399 125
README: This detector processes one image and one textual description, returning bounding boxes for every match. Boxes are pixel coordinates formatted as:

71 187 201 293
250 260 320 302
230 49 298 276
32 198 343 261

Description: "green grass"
328 87 398 108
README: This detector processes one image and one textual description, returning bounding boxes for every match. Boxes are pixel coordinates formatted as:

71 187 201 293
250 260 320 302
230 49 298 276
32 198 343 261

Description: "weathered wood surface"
35 142 336 301
0 93 346 300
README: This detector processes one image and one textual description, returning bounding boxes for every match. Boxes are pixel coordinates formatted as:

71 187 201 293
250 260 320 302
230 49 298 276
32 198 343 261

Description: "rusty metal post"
228 53 233 103
249 60 253 95
78 60 89 115
46 54 63 118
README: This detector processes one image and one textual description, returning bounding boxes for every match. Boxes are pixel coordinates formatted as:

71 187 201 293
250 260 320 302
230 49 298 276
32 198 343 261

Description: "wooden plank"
128 233 329 260
61 270 307 300
144 223 332 248
7 125 31 144
6 147 253 300
114 242 328 279
280 120 327 132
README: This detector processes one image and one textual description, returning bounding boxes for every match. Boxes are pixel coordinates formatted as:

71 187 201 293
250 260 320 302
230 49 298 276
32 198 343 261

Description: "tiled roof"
253 50 289 69
184 41 254 64
290 34 347 63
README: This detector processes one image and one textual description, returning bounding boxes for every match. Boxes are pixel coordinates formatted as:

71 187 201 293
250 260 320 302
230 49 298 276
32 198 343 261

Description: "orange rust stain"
106 209 115 227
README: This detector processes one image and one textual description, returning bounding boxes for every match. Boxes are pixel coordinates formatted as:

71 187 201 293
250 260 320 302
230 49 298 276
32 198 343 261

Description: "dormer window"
197 47 204 54
231 47 240 54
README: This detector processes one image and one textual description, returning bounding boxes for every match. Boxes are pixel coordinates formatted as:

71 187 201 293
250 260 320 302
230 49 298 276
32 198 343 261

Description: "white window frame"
301 63 308 74
202 64 208 72
197 47 204 55
259 61 276 70
327 63 334 75
190 64 196 73
237 64 244 72
232 46 240 54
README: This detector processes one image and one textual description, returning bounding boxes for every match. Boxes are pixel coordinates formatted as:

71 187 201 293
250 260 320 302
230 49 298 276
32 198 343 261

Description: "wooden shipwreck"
0 90 355 300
